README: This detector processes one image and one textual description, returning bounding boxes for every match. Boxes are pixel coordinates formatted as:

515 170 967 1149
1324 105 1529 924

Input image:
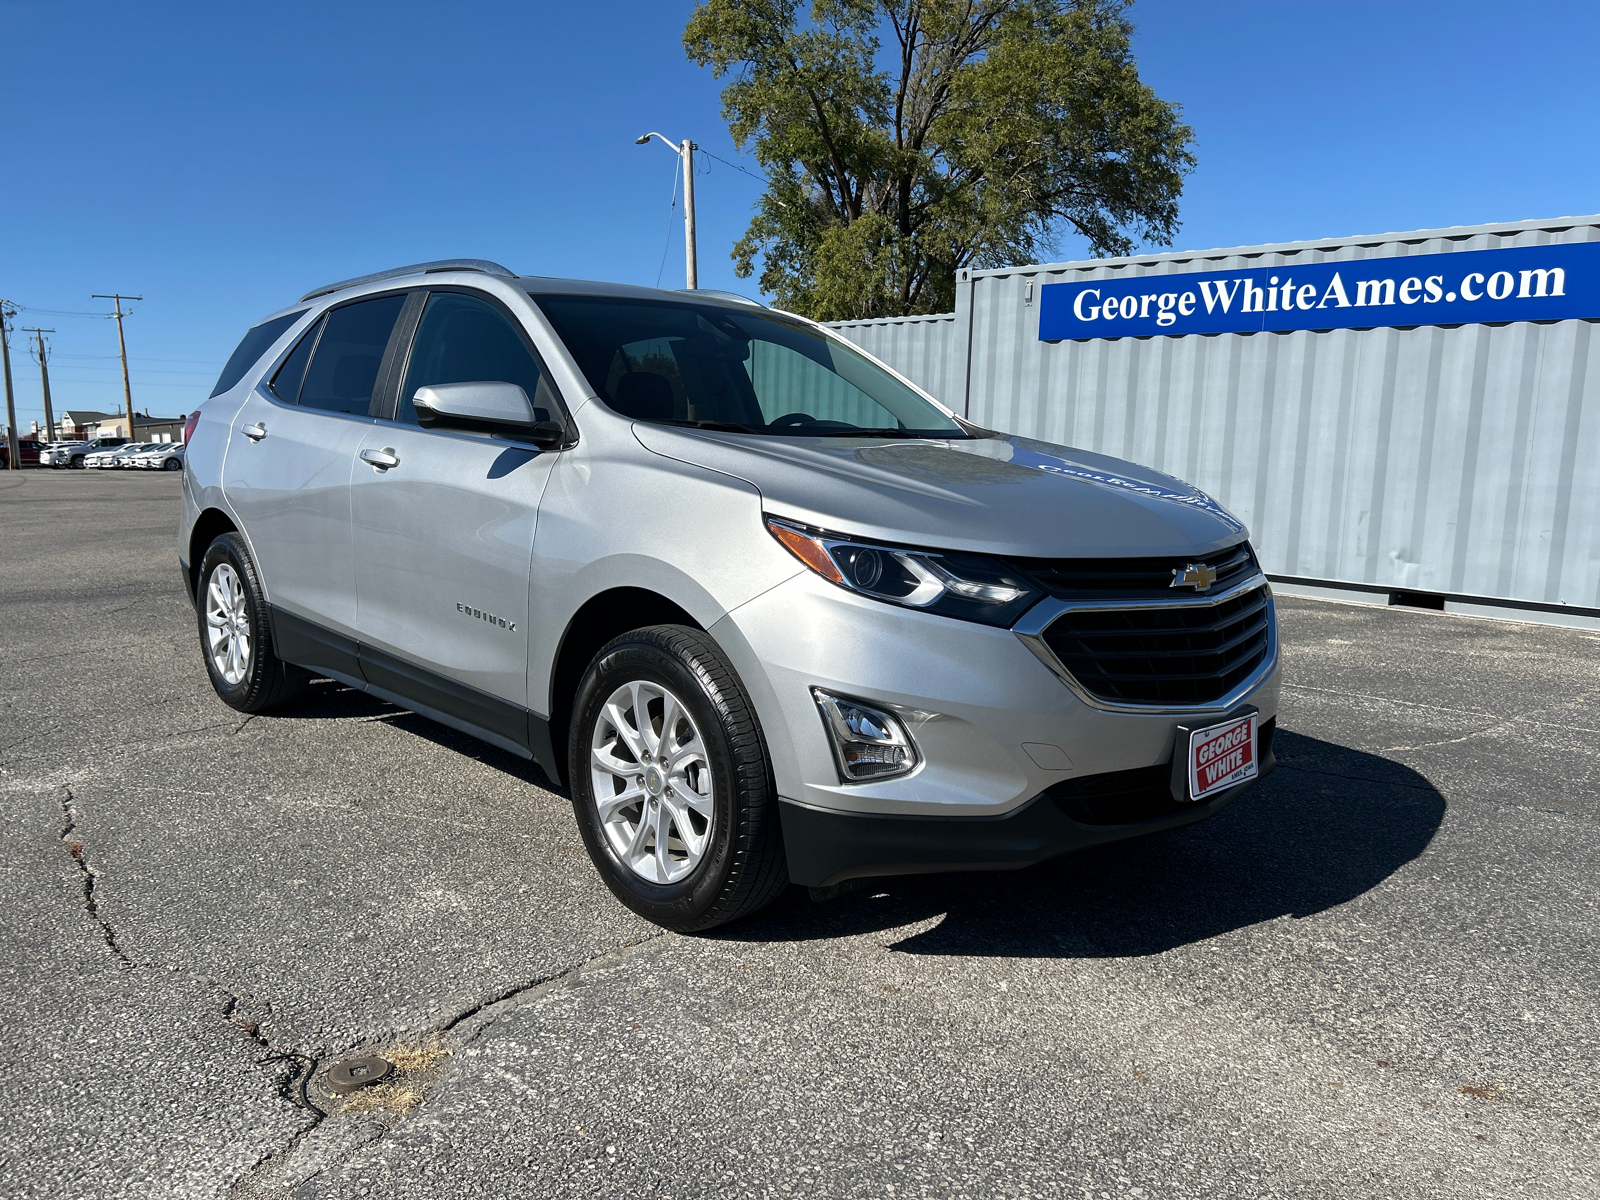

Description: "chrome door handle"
241 422 267 441
360 447 400 471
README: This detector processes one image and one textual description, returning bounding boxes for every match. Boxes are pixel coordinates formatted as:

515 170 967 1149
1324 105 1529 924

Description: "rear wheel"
196 533 308 712
163 457 182 471
70 455 84 469
569 625 787 932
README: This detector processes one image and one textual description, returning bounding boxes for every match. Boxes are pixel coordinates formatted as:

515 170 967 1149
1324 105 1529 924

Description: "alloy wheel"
589 680 715 884
204 563 252 686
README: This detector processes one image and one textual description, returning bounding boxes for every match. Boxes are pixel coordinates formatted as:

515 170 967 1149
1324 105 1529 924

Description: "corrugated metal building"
828 215 1600 628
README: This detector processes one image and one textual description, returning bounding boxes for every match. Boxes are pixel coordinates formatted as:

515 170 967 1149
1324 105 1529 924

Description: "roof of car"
516 276 764 308
264 260 767 324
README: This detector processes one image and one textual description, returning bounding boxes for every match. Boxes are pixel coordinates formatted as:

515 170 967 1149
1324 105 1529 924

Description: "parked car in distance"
43 436 129 468
0 437 46 468
135 443 186 471
182 259 1280 932
86 442 157 469
111 444 158 469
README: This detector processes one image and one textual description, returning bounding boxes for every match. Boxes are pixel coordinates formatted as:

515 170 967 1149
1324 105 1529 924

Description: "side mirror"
412 382 567 447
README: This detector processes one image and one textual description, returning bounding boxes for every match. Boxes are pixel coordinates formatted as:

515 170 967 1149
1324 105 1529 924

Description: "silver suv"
182 259 1279 931
45 436 128 468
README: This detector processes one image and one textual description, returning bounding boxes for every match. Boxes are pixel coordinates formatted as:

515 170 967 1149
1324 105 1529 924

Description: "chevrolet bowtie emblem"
1171 562 1217 591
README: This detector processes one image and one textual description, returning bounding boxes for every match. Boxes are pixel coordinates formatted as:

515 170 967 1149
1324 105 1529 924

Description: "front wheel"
163 457 182 471
569 625 788 932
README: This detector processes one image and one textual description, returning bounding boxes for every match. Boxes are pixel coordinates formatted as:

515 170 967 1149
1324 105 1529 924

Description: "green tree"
684 0 1195 321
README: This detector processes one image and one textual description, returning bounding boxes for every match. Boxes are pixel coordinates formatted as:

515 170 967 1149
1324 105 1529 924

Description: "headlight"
767 517 1042 627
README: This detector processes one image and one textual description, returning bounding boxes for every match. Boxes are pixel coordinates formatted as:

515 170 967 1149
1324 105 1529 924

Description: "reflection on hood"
1004 439 1244 534
630 422 1250 559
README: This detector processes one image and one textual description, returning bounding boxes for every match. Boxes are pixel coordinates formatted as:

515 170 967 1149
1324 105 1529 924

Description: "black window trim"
374 284 577 446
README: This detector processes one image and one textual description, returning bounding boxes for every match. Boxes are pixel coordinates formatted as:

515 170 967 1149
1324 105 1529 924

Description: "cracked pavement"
1 470 1597 1199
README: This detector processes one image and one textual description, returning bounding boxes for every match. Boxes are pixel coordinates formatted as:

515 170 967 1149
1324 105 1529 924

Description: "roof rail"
299 259 517 303
676 288 764 307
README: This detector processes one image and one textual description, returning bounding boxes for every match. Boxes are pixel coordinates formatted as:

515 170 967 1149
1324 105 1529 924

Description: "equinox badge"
457 602 517 632
1170 562 1217 591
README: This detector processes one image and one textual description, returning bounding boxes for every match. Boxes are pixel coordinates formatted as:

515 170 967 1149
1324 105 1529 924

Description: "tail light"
181 410 201 444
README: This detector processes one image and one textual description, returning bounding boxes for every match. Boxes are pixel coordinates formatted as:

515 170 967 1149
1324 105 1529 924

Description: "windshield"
531 294 967 438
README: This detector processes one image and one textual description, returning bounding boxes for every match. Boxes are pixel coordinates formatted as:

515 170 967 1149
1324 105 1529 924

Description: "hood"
631 426 1247 559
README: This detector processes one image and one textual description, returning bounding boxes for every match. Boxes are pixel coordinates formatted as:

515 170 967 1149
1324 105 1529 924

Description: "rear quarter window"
210 310 309 398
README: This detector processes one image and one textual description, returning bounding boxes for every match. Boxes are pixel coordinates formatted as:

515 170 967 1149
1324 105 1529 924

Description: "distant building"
54 410 121 439
92 412 188 442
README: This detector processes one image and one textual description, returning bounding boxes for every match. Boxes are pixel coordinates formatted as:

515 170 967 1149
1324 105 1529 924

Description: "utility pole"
681 139 697 290
23 327 56 442
93 293 142 441
1 300 18 471
636 133 698 289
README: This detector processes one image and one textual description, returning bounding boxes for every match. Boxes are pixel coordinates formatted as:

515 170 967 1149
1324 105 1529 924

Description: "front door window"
397 292 553 425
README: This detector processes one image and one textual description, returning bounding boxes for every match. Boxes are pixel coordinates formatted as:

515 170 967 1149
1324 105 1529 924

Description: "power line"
655 155 682 288
43 377 208 389
698 148 768 185
47 363 217 376
13 306 112 319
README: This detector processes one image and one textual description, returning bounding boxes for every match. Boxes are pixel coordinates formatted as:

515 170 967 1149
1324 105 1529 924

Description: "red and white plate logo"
1188 713 1258 802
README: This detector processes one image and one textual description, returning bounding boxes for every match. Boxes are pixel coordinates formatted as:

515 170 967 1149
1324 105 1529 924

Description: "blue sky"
3 0 1597 429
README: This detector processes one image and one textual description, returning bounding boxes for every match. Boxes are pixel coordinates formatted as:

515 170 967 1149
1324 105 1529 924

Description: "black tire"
70 455 84 469
568 625 788 932
195 533 308 713
163 457 182 471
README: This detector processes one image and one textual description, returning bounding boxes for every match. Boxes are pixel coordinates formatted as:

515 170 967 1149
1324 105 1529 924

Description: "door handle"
360 447 400 471
241 422 267 441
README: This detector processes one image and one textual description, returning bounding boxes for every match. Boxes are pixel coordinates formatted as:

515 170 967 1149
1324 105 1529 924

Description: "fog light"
812 689 919 782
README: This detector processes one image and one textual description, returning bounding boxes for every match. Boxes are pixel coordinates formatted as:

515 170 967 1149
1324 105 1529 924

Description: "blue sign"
1038 241 1600 341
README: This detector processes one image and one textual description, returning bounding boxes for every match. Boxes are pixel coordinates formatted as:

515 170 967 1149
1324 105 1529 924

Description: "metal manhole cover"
325 1055 393 1094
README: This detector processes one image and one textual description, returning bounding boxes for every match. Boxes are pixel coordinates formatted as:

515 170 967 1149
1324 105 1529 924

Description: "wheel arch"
545 587 702 784
187 508 239 601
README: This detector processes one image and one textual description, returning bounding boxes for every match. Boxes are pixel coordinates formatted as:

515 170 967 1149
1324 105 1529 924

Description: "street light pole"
93 293 142 441
636 132 697 289
23 327 56 442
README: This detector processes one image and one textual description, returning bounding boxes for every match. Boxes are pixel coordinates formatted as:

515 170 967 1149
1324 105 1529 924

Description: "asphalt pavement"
1 469 1595 1199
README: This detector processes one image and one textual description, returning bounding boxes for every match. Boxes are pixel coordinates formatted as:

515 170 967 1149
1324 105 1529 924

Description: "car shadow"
718 730 1445 958
273 685 1444 959
280 679 566 794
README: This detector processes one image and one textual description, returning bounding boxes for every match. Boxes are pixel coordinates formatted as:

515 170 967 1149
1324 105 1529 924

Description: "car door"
349 288 566 759
221 292 407 677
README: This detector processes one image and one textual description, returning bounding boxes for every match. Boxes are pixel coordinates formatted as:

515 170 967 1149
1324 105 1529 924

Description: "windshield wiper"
657 419 756 434
809 428 929 439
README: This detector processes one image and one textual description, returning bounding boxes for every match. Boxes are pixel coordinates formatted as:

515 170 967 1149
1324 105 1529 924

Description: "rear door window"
271 321 320 404
296 294 407 416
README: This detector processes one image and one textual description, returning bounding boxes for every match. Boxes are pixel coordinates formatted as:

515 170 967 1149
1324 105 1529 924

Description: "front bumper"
718 569 1281 821
781 722 1276 886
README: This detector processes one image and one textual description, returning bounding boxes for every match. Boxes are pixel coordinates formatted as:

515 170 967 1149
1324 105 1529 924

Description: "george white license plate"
1186 712 1258 802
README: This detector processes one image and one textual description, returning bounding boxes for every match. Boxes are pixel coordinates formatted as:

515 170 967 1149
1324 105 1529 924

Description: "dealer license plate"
1186 713 1258 802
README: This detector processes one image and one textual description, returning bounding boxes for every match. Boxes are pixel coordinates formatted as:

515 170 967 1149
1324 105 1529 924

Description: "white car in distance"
86 443 158 469
131 443 186 470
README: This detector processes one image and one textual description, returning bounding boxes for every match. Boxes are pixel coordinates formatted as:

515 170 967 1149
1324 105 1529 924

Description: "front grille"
1049 719 1276 825
1039 583 1272 705
1014 542 1257 600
